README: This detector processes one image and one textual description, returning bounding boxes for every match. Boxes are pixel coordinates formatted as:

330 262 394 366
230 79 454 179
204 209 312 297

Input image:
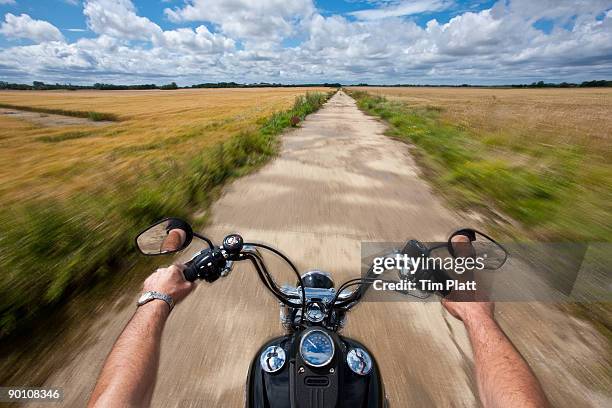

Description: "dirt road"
42 91 609 407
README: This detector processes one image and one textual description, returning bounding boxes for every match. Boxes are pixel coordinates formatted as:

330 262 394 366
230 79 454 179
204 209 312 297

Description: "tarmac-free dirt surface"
40 91 609 407
0 108 113 127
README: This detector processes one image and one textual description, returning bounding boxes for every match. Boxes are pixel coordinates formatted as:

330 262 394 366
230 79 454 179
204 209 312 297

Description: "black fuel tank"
246 331 386 408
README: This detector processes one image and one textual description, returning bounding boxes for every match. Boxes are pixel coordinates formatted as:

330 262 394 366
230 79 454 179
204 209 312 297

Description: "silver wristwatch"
137 291 174 311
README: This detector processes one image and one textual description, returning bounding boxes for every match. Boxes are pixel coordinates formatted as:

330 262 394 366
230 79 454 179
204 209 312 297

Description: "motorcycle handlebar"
183 263 199 282
183 247 226 283
178 233 458 309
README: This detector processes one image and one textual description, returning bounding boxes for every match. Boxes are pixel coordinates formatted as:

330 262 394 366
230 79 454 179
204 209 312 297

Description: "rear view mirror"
448 228 508 270
136 218 193 255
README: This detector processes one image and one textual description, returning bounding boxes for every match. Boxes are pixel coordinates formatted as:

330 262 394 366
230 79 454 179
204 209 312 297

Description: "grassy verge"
347 90 611 242
0 91 331 340
0 102 119 121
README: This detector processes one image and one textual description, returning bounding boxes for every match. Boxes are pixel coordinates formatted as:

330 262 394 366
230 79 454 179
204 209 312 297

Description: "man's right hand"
442 231 495 323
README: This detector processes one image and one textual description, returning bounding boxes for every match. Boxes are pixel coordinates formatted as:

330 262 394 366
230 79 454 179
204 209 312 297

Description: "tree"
161 82 178 90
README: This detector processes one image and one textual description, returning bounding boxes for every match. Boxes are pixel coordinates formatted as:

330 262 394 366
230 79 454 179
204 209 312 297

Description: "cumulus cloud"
84 0 162 41
0 13 64 42
0 0 611 84
83 0 233 51
161 26 235 52
165 0 315 46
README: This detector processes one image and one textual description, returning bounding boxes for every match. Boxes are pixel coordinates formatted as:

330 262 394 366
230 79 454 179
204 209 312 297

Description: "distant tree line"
0 80 342 91
189 82 342 88
511 80 612 88
1 80 609 91
0 81 180 90
350 80 612 88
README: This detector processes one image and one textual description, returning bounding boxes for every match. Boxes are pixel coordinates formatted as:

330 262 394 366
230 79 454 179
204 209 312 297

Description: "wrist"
462 310 495 330
136 298 171 319
138 290 174 311
137 290 174 312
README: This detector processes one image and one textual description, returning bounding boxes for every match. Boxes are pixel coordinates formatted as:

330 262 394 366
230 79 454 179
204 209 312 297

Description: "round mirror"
448 228 507 270
135 218 193 255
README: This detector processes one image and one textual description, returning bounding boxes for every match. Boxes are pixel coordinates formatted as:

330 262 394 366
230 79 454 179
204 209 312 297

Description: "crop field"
348 87 612 242
0 88 331 339
0 88 327 204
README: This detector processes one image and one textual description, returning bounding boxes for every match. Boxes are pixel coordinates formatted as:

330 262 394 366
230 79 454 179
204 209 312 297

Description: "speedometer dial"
299 330 335 367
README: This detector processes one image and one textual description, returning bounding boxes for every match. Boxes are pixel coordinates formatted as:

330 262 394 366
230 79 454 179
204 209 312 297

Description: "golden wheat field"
351 87 612 153
0 88 328 204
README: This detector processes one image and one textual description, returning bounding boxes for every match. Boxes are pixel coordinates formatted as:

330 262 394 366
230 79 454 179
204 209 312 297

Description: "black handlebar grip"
183 263 199 282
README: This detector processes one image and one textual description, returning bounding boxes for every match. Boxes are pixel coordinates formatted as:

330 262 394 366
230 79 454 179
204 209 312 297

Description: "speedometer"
299 330 335 367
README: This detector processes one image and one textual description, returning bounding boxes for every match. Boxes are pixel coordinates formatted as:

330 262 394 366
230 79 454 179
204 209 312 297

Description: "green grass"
348 90 611 242
0 103 119 121
0 91 331 338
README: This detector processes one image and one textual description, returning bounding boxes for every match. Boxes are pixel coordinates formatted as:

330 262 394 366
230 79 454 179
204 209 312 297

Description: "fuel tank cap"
260 346 286 374
347 348 373 375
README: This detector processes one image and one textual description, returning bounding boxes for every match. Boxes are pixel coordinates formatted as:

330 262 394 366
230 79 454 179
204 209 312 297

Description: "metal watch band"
137 291 174 312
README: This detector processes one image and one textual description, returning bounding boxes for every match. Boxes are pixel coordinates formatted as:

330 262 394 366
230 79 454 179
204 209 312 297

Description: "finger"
173 266 191 282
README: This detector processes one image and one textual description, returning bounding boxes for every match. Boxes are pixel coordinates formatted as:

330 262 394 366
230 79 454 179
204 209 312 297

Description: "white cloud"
350 0 452 20
84 0 163 41
0 13 64 42
83 0 233 52
161 25 235 52
165 0 315 46
0 0 16 5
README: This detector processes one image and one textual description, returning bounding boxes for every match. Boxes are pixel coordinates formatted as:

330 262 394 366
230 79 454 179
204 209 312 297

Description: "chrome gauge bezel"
305 303 326 323
346 347 373 375
299 329 335 368
260 345 286 374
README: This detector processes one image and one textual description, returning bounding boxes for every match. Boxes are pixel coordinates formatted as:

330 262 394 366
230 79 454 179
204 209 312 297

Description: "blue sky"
0 0 611 85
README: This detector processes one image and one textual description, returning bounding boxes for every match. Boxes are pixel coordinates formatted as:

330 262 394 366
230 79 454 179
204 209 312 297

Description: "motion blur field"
348 87 612 241
0 88 326 203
